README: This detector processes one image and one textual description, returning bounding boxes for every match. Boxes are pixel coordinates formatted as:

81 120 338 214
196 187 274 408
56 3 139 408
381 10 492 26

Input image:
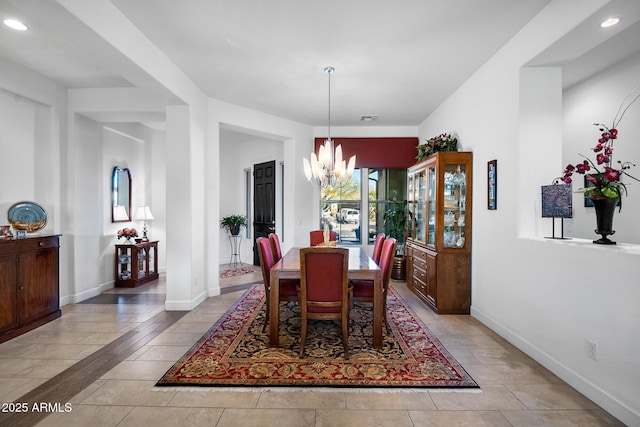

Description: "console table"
0 235 61 343
115 240 159 287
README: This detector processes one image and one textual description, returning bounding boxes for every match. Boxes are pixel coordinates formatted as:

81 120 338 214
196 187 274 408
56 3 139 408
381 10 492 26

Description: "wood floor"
0 269 624 426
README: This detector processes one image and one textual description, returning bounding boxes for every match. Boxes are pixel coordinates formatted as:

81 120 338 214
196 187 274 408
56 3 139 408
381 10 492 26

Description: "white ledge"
520 235 640 254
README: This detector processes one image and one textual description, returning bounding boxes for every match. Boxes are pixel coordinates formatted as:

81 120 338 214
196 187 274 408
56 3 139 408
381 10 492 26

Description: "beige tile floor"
0 266 624 427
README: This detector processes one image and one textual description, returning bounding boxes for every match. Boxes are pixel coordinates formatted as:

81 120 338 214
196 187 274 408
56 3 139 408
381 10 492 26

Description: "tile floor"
0 265 624 426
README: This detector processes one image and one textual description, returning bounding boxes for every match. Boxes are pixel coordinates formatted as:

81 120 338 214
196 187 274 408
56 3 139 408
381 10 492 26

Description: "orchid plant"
561 85 640 202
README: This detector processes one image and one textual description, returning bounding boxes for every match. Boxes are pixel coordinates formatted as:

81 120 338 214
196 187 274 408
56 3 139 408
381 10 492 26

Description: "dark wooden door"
0 254 18 333
253 161 276 265
17 248 59 325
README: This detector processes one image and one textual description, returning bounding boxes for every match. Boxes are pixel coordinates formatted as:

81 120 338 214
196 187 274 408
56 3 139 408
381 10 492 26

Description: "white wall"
563 51 640 244
69 113 103 302
219 130 284 265
0 91 37 214
207 99 316 297
0 63 67 299
418 1 640 424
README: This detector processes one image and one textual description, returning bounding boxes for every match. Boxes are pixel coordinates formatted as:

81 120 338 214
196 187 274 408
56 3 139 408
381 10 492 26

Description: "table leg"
372 270 383 348
269 272 280 347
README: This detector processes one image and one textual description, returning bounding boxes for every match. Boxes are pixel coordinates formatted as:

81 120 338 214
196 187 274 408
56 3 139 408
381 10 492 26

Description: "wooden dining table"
269 246 384 349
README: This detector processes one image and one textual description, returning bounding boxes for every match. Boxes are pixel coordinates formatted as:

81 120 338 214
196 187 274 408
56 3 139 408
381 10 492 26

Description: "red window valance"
313 137 418 169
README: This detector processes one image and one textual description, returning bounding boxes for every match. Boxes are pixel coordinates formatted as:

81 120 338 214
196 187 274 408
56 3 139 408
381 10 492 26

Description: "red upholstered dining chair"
268 233 283 261
309 230 337 246
371 233 386 264
298 247 352 359
352 237 396 333
256 237 298 333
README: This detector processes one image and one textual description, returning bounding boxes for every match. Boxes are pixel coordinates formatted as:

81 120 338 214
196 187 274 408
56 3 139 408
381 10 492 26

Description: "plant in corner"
416 133 457 161
561 85 640 244
384 200 408 253
220 214 248 236
383 200 408 280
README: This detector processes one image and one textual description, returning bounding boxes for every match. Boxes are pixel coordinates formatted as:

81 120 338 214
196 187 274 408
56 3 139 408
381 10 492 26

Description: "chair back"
299 247 349 313
378 237 397 290
256 237 275 288
310 230 337 246
268 233 283 261
372 233 386 264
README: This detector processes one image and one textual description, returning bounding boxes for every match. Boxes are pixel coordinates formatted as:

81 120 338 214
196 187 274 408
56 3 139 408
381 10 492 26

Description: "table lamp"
133 206 154 241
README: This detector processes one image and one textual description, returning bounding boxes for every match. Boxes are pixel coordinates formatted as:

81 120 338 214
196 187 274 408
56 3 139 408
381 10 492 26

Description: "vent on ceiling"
360 115 379 122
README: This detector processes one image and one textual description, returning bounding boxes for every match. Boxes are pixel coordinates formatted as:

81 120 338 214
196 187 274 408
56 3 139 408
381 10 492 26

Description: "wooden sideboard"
115 241 159 287
406 152 472 314
0 235 61 343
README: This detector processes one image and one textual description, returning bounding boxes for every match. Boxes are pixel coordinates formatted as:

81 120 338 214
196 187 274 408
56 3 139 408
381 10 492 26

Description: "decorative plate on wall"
7 201 47 233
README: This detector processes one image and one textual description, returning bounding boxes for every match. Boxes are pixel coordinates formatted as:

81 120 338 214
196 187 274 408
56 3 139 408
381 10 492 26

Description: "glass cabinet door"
443 163 467 248
415 170 427 242
427 165 436 245
407 174 415 238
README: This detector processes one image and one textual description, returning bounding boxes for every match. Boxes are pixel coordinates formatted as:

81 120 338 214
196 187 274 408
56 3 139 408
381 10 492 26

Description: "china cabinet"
0 235 61 343
406 152 472 314
115 241 159 287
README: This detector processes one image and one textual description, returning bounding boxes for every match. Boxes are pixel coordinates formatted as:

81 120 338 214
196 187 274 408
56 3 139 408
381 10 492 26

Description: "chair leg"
342 313 350 360
299 312 307 358
382 291 391 334
262 293 270 333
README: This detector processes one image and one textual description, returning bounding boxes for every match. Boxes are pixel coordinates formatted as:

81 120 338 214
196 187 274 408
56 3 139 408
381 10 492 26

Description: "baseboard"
66 281 114 304
164 289 208 311
471 306 639 426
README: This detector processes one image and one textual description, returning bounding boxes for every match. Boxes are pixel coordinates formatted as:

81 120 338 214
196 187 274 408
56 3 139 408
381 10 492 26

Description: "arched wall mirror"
112 166 132 222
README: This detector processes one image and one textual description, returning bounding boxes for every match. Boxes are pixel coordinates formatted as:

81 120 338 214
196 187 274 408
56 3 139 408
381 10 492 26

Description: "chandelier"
303 67 356 189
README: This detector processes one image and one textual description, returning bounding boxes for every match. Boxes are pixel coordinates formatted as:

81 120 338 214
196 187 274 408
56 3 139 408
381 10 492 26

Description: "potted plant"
560 85 640 244
220 214 248 236
383 200 408 280
416 133 457 161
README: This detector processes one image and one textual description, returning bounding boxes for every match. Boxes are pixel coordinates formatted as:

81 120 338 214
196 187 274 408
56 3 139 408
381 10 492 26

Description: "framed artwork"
583 175 620 207
541 184 573 218
487 159 497 210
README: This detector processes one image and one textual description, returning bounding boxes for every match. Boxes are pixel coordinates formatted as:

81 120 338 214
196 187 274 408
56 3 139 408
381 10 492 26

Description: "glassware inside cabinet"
443 163 467 248
138 248 147 278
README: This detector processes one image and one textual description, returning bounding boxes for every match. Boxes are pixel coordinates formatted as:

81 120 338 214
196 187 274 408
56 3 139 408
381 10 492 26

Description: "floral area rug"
156 285 478 388
219 265 258 279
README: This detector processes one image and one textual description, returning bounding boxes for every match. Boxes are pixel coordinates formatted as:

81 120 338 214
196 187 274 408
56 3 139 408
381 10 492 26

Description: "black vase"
590 196 619 245
229 225 240 236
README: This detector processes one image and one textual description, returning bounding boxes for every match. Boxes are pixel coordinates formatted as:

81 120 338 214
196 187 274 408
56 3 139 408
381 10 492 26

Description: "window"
319 168 407 245
368 169 407 244
320 169 362 244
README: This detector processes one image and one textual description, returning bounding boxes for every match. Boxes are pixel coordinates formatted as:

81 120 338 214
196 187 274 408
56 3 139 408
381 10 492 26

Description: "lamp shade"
133 206 154 221
113 205 130 221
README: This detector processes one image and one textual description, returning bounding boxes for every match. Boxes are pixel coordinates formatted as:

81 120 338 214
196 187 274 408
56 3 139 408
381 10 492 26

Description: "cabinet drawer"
413 256 427 271
413 266 427 284
0 241 17 256
16 237 59 252
412 247 427 262
414 276 427 295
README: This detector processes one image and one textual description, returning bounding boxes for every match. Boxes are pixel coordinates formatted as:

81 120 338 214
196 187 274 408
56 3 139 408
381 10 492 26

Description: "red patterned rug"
156 285 477 388
219 265 258 279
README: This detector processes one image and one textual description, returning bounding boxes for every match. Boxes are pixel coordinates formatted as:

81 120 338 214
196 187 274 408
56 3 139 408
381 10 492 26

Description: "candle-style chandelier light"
303 67 356 189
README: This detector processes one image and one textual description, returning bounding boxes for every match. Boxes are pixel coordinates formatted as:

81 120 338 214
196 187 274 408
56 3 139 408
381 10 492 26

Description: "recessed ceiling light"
3 18 28 31
600 17 620 28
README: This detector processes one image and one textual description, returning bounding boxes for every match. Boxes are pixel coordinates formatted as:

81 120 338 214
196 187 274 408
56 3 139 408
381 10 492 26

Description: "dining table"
269 246 384 349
